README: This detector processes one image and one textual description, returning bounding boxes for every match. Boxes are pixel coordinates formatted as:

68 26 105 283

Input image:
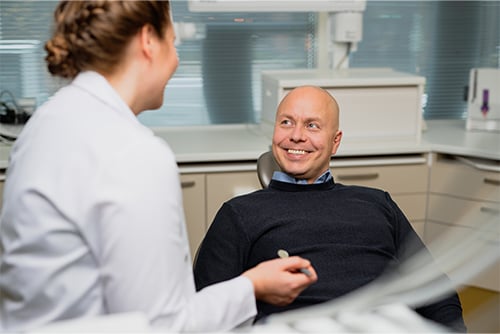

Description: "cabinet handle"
456 156 500 173
181 181 196 188
483 178 500 186
336 173 379 181
480 206 500 215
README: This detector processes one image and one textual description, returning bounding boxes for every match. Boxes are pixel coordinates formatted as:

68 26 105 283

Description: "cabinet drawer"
430 156 500 202
425 222 499 291
332 163 428 194
427 194 500 230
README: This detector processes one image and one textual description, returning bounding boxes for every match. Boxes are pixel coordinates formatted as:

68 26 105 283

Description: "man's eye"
281 119 292 125
307 123 319 129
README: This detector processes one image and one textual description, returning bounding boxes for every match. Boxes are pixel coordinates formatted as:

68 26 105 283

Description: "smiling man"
271 86 342 184
193 86 466 332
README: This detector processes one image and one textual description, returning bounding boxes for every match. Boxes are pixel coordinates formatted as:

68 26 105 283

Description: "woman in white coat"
0 1 317 332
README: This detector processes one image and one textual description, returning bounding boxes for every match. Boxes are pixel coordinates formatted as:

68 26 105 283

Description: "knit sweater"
194 179 466 331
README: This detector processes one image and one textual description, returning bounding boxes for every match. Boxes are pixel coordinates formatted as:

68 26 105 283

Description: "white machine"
466 68 500 132
187 0 366 69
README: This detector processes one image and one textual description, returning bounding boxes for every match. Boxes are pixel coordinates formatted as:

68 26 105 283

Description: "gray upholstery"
257 151 281 188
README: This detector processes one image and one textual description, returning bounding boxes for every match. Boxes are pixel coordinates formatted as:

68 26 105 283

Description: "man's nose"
290 126 305 142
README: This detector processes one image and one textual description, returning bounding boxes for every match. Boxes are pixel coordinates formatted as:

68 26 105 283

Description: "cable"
0 90 31 125
0 90 21 114
334 42 352 70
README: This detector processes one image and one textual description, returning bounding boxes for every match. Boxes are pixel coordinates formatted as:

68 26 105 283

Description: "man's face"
272 87 341 184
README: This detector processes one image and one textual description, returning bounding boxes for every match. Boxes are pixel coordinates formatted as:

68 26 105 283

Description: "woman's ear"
139 24 155 60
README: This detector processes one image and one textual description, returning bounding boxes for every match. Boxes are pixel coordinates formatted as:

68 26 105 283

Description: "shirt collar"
272 169 332 184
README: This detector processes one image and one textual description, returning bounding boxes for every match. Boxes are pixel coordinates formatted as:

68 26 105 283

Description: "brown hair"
45 0 171 79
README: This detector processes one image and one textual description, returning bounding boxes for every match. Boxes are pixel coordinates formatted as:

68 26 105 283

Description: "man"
193 86 466 331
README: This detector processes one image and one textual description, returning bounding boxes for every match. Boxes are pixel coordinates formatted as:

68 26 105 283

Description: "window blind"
1 1 498 126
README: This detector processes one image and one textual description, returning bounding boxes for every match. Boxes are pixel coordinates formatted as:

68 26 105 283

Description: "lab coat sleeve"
93 137 256 332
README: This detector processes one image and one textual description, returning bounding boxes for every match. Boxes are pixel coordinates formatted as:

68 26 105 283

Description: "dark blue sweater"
194 179 466 331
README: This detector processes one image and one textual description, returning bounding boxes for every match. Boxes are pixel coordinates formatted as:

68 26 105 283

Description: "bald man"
194 86 466 331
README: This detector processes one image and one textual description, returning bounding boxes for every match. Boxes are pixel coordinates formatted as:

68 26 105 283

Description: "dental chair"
257 150 280 188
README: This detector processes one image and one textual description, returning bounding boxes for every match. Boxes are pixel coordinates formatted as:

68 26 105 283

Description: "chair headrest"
257 151 281 188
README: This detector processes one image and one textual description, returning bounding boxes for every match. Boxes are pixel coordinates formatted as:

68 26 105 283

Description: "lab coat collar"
72 71 147 130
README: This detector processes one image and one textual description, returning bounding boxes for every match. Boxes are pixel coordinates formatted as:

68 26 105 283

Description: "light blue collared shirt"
272 170 333 185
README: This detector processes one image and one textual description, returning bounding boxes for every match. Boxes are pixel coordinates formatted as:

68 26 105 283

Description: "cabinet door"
427 154 500 293
180 174 206 259
425 221 499 292
430 155 500 202
206 171 261 227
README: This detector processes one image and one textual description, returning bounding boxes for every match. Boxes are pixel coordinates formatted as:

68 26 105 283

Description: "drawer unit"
426 154 500 292
425 222 499 292
332 162 428 194
427 194 499 230
430 155 500 202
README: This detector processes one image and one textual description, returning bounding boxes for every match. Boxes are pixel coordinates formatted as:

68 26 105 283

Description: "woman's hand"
242 256 317 306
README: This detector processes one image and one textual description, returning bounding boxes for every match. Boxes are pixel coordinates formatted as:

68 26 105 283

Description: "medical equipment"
261 68 426 145
187 0 366 69
466 68 500 132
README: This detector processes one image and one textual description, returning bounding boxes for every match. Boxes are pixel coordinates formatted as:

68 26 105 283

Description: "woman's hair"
45 0 171 79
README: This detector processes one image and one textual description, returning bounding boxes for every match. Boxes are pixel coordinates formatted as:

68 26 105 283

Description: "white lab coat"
0 71 256 332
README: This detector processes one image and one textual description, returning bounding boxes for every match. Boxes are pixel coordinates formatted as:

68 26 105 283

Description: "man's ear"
331 130 343 155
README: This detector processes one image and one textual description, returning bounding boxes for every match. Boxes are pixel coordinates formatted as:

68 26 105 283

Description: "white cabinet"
426 153 500 291
261 68 425 145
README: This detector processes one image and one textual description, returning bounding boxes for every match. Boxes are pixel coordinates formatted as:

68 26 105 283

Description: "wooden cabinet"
330 154 429 238
180 173 206 259
425 153 500 333
426 153 500 292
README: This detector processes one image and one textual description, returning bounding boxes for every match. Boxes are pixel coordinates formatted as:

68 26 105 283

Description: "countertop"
155 119 500 163
0 120 499 170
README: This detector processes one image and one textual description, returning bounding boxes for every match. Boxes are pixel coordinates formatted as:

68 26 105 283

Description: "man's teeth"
288 149 306 154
